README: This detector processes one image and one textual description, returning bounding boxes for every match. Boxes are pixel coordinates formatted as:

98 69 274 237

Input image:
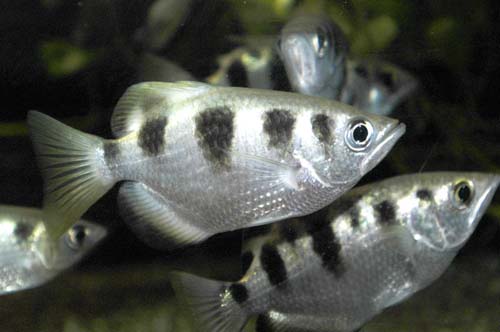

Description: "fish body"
205 40 291 92
0 205 106 295
28 81 404 248
278 14 349 100
170 172 500 332
277 14 418 115
134 0 194 51
341 58 419 116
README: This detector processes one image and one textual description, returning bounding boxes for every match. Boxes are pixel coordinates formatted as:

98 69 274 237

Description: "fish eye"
314 28 328 57
66 225 88 250
345 119 374 151
452 180 474 209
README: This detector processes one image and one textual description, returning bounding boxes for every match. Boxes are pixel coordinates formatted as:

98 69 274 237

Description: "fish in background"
134 0 194 52
136 53 195 82
205 37 291 92
0 205 106 295
27 81 405 249
170 172 500 332
277 14 418 115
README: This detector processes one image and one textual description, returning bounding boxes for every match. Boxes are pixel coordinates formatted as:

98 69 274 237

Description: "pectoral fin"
118 181 210 250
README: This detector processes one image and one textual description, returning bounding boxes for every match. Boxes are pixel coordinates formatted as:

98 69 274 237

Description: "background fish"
277 14 418 115
0 205 106 295
27 81 404 249
170 172 500 332
278 14 349 100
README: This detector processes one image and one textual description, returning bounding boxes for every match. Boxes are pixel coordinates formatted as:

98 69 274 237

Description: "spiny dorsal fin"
111 81 212 137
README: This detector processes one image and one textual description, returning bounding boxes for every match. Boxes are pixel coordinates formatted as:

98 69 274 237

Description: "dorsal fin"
110 81 212 137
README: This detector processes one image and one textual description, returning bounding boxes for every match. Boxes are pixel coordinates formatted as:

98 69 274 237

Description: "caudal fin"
169 271 248 332
27 111 115 239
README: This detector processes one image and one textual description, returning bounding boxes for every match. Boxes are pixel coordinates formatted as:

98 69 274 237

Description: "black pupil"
73 226 86 244
353 124 369 143
457 184 471 203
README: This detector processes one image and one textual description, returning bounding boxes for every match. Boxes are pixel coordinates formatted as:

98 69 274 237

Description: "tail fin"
169 271 248 332
27 111 115 239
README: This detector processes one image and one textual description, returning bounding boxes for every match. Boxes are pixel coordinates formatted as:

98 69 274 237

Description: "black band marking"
228 283 248 304
304 209 343 276
138 116 168 156
260 243 287 286
375 69 395 92
241 251 254 275
416 189 432 201
278 222 298 244
103 142 120 164
227 60 249 87
311 113 333 143
195 107 235 167
255 314 273 332
263 109 296 148
14 222 34 240
374 200 396 225
354 64 369 79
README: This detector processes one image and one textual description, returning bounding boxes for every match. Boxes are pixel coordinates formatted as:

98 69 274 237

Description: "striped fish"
277 14 418 115
27 81 404 248
170 172 500 332
0 205 106 295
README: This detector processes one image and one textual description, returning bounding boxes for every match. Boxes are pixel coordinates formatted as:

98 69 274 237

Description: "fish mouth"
360 122 406 175
281 37 323 90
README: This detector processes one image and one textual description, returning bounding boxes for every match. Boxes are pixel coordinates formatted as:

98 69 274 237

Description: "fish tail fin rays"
169 271 248 332
111 81 211 137
118 181 210 250
27 111 115 239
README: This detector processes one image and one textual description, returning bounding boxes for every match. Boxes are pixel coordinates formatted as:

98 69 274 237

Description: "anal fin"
118 182 210 250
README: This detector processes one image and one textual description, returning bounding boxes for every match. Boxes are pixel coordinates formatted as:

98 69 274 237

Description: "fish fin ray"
118 182 210 250
169 271 248 332
27 111 115 239
111 81 211 137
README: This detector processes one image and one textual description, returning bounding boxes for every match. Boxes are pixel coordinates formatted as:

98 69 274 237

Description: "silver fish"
27 81 405 248
278 14 349 100
134 0 193 51
0 205 106 295
341 58 419 116
136 53 195 83
277 15 418 115
205 38 291 91
170 172 499 332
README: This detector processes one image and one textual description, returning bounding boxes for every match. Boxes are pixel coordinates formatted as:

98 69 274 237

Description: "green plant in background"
40 40 96 78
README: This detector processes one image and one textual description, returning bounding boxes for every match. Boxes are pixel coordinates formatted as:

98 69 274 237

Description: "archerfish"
170 172 500 332
205 38 292 92
277 14 418 115
0 205 106 295
27 81 405 248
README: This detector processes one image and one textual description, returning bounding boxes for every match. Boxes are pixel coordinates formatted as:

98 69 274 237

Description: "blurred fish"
134 0 194 51
136 53 195 82
277 14 418 115
205 39 291 91
278 14 349 100
341 58 419 116
27 81 404 248
0 205 106 295
170 172 500 332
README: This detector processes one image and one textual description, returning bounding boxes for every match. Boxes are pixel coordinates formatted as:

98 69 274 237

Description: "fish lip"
360 122 406 174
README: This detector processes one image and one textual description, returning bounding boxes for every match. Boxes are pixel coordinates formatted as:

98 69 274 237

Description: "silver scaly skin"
27 81 404 249
0 205 106 295
170 172 500 332
277 14 418 116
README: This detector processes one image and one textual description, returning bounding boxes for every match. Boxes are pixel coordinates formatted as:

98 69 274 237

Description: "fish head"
51 220 107 269
404 172 500 252
348 59 418 115
278 15 348 98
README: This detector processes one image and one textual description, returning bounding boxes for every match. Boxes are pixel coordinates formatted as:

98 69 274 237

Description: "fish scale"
28 81 404 249
170 172 500 332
